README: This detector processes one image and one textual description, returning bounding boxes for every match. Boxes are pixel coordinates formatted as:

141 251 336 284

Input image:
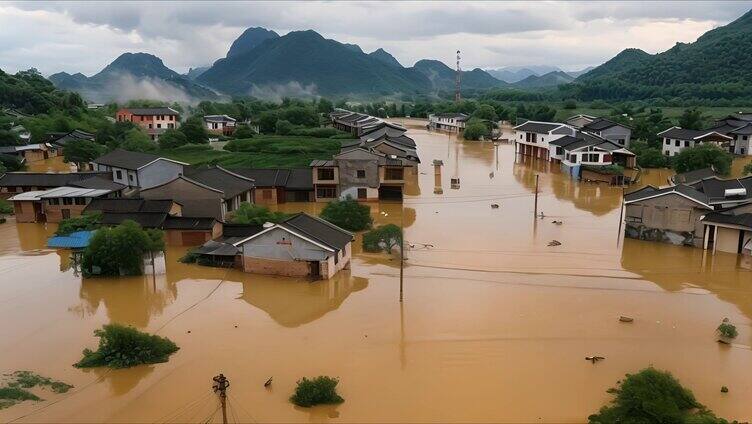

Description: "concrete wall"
242 256 312 277
13 201 37 223
625 193 709 246
255 187 279 205
715 227 741 254
138 160 184 189
45 204 87 223
239 227 330 262
733 135 752 155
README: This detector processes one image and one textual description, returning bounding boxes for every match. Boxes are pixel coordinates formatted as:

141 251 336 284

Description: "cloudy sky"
0 1 749 76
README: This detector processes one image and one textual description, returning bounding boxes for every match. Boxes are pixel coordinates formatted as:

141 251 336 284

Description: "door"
309 261 321 280
61 209 71 220
357 188 367 200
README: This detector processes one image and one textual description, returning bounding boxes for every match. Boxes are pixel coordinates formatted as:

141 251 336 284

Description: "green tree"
229 202 288 225
157 128 188 149
81 220 165 276
630 140 669 168
673 144 732 175
317 98 334 114
463 118 490 141
63 139 105 164
362 224 402 253
319 197 372 231
233 125 256 139
589 367 726 423
56 212 101 235
743 162 752 176
0 130 20 147
678 108 706 130
75 324 179 369
179 116 209 144
563 99 578 109
121 129 157 153
275 119 294 135
290 376 344 407
472 104 498 122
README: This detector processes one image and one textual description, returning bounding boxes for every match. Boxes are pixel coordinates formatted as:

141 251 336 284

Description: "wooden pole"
213 374 230 424
534 174 540 217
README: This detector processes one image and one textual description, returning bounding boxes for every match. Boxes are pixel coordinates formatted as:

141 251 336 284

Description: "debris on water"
489 172 494 179
619 316 634 323
585 356 605 363
548 240 562 247
551 220 563 225
538 212 546 219
721 386 729 393
234 324 238 328
264 377 273 387
491 203 499 209
187 330 191 334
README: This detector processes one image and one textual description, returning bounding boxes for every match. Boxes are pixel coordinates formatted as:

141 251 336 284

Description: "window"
48 198 60 205
262 189 272 200
357 188 367 199
157 124 162 129
115 170 123 179
74 197 86 205
168 123 174 129
62 197 73 205
675 140 680 146
356 170 366 178
665 139 670 145
556 146 563 155
684 141 690 147
664 150 670 156
316 187 337 198
226 199 234 212
7 187 17 193
317 168 335 180
384 168 404 180
129 174 134 182
149 124 153 129
743 136 748 141
617 139 625 145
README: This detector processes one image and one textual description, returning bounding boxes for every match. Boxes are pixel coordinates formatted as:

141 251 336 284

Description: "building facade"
115 107 180 140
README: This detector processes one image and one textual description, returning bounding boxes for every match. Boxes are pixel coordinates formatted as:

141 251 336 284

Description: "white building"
657 127 732 157
513 121 576 160
204 115 237 136
730 123 752 155
428 113 470 132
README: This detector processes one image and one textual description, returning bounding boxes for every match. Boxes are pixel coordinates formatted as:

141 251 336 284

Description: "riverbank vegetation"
75 324 179 369
0 371 72 410
81 220 165 277
290 376 344 408
363 224 402 253
588 367 727 423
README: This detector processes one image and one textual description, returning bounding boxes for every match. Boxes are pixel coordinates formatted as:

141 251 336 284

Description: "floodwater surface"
1 122 751 423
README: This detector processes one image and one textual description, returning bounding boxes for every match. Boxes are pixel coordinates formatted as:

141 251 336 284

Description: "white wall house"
657 127 733 157
428 113 469 132
513 121 576 160
730 124 752 155
204 115 237 135
91 149 187 189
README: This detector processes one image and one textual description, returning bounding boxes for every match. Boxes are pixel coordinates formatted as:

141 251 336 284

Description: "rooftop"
120 107 180 116
93 149 186 170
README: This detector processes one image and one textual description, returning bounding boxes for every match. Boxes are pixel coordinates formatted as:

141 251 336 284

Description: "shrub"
717 321 738 339
563 99 578 109
630 141 669 168
56 212 101 235
0 387 40 402
275 119 294 135
0 199 12 215
81 220 164 276
121 128 157 153
180 115 209 144
363 224 402 253
157 128 188 149
75 324 179 369
588 367 725 423
672 144 732 175
6 371 72 394
63 139 105 164
463 118 490 141
290 376 344 407
232 125 256 139
291 127 341 138
583 164 624 175
743 163 752 176
229 202 289 225
320 197 372 231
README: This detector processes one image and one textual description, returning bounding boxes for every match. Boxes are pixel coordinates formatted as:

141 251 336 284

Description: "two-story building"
579 118 633 148
330 110 381 136
203 115 236 136
428 113 470 132
115 107 180 141
513 121 576 160
656 127 733 157
550 132 636 173
91 149 187 189
729 123 752 155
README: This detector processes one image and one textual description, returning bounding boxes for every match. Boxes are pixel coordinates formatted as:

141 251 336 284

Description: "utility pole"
533 174 540 217
617 187 625 244
212 374 230 424
455 50 462 102
399 201 404 303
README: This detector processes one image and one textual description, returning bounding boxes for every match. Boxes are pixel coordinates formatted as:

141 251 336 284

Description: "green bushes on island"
56 212 101 235
81 220 165 277
363 224 402 254
75 324 179 369
0 371 72 410
320 197 372 231
717 320 738 341
290 376 344 407
588 367 726 423
673 144 732 175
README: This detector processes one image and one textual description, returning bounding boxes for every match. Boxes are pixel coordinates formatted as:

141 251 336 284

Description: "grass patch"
0 371 73 410
56 212 101 236
158 135 347 169
75 324 179 369
290 376 344 407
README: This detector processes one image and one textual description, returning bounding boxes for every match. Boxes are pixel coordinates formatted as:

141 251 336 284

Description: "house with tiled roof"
203 115 236 136
513 120 576 160
91 149 187 189
657 127 733 157
115 107 180 141
428 113 470 132
233 168 313 204
8 180 125 223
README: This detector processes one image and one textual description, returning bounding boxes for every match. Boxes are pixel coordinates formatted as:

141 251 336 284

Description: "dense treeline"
0 69 85 115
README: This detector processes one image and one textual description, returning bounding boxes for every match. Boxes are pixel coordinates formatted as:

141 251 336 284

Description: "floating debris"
264 377 273 387
538 212 546 219
619 316 634 323
491 203 499 209
548 240 562 247
721 386 729 393
585 356 605 364
551 220 563 225
489 172 494 179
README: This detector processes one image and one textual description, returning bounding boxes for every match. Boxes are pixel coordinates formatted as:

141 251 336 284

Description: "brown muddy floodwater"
1 122 751 423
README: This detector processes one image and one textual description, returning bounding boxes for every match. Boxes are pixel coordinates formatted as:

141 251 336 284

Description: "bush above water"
75 324 179 369
290 376 344 407
319 197 372 232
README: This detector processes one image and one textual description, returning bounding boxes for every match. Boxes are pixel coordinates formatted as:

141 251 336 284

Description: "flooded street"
1 123 752 423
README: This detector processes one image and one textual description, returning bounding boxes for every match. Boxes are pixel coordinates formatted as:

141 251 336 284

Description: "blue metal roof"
47 231 94 249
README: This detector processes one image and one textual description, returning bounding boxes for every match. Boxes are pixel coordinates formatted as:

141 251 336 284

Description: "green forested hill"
1 69 84 114
412 60 506 92
198 30 433 97
565 9 752 101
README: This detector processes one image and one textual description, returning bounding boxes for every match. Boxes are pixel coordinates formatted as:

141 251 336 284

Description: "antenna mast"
455 50 461 102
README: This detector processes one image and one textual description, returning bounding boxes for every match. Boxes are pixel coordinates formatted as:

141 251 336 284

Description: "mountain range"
49 52 216 103
46 8 752 102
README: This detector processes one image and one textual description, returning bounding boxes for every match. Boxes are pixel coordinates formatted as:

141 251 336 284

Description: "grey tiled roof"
121 107 179 116
281 213 353 251
515 121 566 133
0 171 110 187
92 149 163 170
624 184 711 207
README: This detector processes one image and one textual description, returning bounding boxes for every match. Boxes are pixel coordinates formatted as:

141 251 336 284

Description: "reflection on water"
2 121 752 422
236 269 368 328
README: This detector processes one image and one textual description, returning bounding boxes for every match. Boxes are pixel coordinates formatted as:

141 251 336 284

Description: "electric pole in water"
455 50 462 102
399 201 404 303
213 373 230 424
534 174 540 217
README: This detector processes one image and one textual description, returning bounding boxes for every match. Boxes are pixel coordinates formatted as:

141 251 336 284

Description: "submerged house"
330 110 381 136
701 205 752 256
549 131 636 183
0 171 112 199
513 121 577 160
9 180 125 223
0 143 59 163
197 213 353 279
657 127 733 157
428 113 470 132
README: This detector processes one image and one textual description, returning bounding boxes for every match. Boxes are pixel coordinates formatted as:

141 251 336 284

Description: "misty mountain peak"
369 48 402 68
226 26 280 58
